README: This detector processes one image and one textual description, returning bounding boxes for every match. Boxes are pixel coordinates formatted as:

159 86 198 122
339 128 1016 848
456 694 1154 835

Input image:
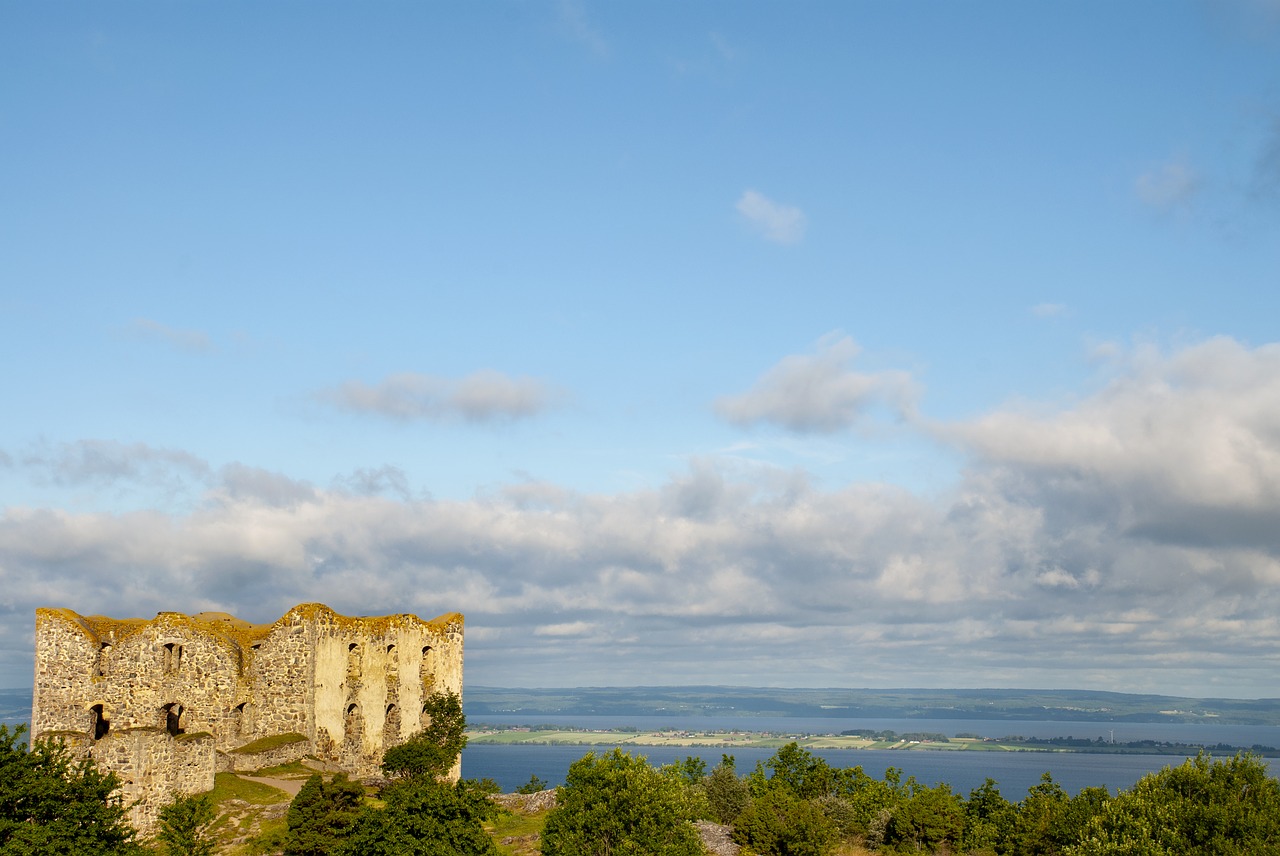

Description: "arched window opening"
162 702 185 736
344 703 362 742
386 643 398 674
385 703 401 741
90 704 110 740
163 643 183 674
232 702 251 736
95 642 112 677
346 642 361 679
420 645 434 688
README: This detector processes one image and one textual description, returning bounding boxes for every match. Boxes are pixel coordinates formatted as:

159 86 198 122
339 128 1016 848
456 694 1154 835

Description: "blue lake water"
463 715 1280 796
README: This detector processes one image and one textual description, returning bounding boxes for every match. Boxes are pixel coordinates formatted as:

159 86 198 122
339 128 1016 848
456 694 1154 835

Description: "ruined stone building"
31 603 463 835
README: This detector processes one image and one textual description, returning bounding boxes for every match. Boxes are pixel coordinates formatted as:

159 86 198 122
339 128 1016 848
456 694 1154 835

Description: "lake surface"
464 715 1280 796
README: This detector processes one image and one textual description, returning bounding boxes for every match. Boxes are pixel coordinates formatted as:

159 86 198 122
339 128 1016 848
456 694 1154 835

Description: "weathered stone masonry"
32 603 463 836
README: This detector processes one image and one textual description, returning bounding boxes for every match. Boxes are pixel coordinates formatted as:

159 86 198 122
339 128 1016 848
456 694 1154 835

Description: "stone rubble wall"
91 728 215 839
225 735 312 772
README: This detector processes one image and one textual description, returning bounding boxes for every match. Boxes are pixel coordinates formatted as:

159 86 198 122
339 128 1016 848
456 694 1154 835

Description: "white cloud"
534 621 597 637
18 439 211 490
715 334 917 433
736 189 806 245
557 0 608 57
5 336 1280 695
320 370 562 423
1031 303 1067 318
126 318 214 353
1135 157 1200 211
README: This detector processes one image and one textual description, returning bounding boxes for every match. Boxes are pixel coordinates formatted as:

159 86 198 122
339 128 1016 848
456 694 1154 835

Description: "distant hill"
0 688 31 727
465 686 1280 726
7 685 1279 729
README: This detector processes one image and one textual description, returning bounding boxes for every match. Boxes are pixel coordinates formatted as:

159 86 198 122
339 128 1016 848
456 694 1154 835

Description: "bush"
515 774 548 794
541 749 704 856
733 787 837 856
157 793 216 856
382 690 467 780
704 758 750 824
283 773 363 856
883 783 964 854
1069 752 1280 856
339 777 499 856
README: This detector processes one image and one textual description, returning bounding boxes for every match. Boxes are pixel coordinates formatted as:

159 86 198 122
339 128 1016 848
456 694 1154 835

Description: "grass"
210 771 292 806
486 806 549 856
250 759 316 778
232 733 308 754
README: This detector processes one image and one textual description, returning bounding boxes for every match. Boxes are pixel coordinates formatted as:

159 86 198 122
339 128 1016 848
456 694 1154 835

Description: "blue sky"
3 1 1280 696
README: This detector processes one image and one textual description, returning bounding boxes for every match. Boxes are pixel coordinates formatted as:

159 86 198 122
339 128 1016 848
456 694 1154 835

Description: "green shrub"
541 749 703 856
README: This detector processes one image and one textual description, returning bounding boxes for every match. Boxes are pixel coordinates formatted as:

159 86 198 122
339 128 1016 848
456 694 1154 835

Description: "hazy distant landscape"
10 685 1279 730
466 686 1280 725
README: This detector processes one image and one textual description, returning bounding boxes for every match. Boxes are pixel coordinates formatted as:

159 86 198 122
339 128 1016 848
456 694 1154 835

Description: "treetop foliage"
541 748 705 856
157 792 217 856
382 690 468 780
0 723 141 856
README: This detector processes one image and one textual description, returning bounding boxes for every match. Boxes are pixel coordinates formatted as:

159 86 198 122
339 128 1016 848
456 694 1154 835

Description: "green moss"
232 732 308 754
250 759 316 778
176 730 213 742
210 772 290 807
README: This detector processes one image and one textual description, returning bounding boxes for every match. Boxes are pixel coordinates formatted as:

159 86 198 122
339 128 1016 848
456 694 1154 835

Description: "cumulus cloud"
126 318 214 353
5 336 1280 695
715 334 917 433
320 370 562 423
333 466 413 501
736 189 806 244
1135 157 1201 211
19 440 211 490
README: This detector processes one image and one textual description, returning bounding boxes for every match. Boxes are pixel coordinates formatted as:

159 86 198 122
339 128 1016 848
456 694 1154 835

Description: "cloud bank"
320 370 562 423
4 336 1280 696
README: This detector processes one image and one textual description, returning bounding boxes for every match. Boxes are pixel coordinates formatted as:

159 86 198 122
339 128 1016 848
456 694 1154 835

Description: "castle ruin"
31 603 463 835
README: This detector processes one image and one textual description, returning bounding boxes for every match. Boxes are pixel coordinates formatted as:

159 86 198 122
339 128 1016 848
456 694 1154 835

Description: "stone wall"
32 603 464 836
225 733 311 772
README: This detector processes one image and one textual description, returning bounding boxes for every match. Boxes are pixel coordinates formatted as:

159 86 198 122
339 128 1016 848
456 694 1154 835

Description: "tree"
382 690 467 780
704 757 750 824
515 774 548 794
339 777 499 856
283 773 364 856
762 743 838 800
1069 752 1280 856
733 787 837 856
541 749 704 856
883 782 964 854
0 724 142 856
839 765 910 839
157 793 216 856
961 777 1015 854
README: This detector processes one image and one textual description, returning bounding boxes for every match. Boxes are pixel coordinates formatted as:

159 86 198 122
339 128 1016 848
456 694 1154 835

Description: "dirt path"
240 774 305 797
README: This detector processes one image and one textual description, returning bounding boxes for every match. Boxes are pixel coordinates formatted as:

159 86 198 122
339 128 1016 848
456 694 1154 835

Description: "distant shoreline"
466 725 1280 758
465 686 1280 726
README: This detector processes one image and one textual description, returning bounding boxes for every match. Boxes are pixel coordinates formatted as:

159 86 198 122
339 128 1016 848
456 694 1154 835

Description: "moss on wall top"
35 604 464 656
231 732 308 754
